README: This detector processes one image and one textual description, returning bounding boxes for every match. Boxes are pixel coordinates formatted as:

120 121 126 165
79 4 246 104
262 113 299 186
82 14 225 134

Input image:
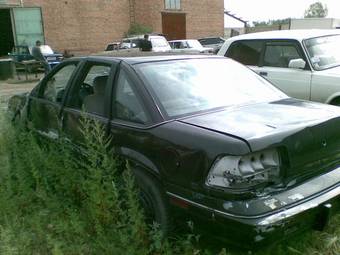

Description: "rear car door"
27 61 79 139
62 59 118 145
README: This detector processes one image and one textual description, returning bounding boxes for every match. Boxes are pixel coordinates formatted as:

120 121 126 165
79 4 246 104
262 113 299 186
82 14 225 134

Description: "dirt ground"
0 75 41 107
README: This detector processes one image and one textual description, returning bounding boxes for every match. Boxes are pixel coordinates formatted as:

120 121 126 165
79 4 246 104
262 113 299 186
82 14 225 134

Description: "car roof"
77 54 224 65
227 29 340 42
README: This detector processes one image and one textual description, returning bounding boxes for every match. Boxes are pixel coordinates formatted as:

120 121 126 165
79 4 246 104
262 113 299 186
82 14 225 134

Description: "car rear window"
199 38 224 45
136 58 287 118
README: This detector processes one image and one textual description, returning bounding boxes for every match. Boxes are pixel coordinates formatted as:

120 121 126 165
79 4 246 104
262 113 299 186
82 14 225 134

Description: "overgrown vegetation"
0 114 207 254
0 106 339 254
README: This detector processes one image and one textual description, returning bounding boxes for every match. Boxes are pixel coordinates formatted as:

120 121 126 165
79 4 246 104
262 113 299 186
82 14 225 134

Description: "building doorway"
0 7 44 57
162 12 186 40
0 9 15 56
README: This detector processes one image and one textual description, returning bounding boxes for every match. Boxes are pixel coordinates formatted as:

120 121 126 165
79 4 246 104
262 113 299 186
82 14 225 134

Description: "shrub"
127 23 153 36
0 112 207 254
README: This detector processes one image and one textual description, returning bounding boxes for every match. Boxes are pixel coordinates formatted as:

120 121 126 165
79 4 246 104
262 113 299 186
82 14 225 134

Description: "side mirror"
288 58 306 69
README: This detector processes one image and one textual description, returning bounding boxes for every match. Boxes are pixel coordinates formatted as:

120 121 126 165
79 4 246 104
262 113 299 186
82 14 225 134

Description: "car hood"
317 65 340 76
180 98 340 179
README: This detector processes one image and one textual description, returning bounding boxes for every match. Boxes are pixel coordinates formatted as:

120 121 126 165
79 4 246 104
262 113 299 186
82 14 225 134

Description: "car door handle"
259 71 268 76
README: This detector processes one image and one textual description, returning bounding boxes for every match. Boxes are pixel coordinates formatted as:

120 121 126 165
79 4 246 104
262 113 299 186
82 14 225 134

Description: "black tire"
132 168 172 235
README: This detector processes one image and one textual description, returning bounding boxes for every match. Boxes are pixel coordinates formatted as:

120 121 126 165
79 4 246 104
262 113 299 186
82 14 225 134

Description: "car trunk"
179 98 340 185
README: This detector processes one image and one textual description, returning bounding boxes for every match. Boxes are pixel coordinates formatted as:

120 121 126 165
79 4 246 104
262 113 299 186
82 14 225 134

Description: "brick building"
0 0 224 56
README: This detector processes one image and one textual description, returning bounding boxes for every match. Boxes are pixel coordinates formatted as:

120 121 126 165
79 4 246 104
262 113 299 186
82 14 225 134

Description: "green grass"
0 105 339 255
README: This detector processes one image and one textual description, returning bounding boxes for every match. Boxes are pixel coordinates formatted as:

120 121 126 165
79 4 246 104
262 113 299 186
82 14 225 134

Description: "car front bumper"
167 167 340 247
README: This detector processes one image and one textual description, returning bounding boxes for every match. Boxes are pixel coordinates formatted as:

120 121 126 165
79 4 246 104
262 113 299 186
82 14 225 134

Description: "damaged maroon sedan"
8 55 340 247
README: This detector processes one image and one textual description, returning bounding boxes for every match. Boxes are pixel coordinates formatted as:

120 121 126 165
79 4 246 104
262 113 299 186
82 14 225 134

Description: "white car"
218 30 340 105
169 39 214 53
120 35 171 52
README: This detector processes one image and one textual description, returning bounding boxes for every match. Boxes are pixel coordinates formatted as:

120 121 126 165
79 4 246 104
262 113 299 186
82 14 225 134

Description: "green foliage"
304 2 328 18
252 18 290 27
0 113 203 254
127 23 153 36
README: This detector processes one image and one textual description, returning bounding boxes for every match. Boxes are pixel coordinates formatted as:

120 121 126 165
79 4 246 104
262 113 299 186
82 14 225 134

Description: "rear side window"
113 70 149 124
226 40 263 66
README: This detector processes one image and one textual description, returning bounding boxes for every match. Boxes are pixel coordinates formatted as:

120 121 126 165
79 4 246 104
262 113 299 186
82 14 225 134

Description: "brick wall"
23 0 130 55
19 0 223 54
182 0 224 39
134 0 224 39
134 0 163 33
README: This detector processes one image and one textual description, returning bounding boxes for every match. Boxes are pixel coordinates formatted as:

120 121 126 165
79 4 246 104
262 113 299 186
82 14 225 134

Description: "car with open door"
8 55 340 248
218 30 340 105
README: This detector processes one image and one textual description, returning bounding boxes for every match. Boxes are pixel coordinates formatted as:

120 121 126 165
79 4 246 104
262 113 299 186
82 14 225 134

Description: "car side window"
226 40 262 66
263 44 301 68
42 63 77 103
69 64 111 116
113 70 148 124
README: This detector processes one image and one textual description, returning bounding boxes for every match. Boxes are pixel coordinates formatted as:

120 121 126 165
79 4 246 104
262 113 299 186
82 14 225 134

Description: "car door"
254 41 312 100
27 61 79 139
62 59 118 145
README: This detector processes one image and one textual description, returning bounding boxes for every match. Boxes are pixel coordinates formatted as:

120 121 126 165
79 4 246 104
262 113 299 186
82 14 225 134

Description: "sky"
224 0 340 27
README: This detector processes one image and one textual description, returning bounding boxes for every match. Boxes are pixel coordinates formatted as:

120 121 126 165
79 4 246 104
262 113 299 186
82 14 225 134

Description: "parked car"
218 29 340 105
8 55 340 248
8 45 63 68
105 42 121 51
120 34 171 52
198 37 225 53
8 45 33 62
169 39 214 53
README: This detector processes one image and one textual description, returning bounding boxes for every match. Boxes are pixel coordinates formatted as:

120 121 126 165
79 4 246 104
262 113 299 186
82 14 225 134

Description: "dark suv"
9 55 340 248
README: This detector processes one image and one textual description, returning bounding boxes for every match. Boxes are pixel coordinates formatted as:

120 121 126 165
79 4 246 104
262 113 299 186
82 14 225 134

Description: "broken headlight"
206 149 281 189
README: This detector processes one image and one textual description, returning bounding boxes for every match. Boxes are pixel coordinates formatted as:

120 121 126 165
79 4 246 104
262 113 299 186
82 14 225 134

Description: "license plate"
47 57 56 61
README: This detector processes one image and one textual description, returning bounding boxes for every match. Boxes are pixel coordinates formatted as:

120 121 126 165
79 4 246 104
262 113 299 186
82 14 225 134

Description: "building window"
165 0 180 10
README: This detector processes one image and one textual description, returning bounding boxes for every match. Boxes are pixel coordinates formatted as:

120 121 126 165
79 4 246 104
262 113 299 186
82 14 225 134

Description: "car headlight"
206 149 281 189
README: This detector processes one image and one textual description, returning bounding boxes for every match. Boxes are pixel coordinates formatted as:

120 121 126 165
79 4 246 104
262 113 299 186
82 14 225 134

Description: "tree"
304 2 328 18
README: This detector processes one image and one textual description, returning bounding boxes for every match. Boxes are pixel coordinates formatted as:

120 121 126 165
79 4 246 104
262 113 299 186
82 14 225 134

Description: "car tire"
330 97 340 106
132 167 172 235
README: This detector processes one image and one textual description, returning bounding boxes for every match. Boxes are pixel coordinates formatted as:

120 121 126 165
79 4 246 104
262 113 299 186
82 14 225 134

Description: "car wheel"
330 98 340 106
132 167 172 235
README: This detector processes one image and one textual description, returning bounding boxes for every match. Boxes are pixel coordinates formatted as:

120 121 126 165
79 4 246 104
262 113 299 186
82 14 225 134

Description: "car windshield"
304 35 340 70
151 37 169 47
187 40 203 48
136 58 287 118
